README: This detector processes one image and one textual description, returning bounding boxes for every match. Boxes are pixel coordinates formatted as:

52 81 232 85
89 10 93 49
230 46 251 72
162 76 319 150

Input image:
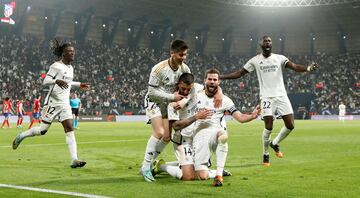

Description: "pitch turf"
0 120 359 197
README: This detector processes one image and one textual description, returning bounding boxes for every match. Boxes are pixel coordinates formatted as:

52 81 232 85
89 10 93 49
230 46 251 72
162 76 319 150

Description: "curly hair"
50 38 73 58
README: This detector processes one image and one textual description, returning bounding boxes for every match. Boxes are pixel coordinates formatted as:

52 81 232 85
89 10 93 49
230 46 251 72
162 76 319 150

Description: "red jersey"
3 100 11 113
17 101 24 114
33 99 41 113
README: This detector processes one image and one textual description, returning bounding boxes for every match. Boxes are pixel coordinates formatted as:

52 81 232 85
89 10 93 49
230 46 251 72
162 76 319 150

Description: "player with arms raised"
12 39 90 168
220 35 319 166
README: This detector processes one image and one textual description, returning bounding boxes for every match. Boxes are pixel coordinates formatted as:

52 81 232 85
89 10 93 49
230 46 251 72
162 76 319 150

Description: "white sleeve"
224 97 238 115
280 55 289 68
71 81 81 87
243 58 255 72
43 66 58 86
148 86 175 101
167 103 180 121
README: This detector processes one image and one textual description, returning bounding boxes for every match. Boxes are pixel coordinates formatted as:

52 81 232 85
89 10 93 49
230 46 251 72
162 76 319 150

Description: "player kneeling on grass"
12 39 90 168
193 69 260 187
153 73 231 181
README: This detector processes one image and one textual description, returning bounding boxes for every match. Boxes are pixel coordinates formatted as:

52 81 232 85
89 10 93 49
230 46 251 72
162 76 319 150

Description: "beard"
205 84 218 96
261 45 272 56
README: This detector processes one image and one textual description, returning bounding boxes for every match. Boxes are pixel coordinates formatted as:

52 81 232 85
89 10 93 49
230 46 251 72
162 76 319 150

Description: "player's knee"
285 123 294 130
181 173 195 181
217 133 228 144
265 126 273 131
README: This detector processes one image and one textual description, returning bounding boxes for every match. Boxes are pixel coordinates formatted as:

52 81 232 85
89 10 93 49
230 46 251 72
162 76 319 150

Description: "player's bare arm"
286 61 319 72
171 108 213 131
232 105 260 123
219 68 249 80
55 79 69 89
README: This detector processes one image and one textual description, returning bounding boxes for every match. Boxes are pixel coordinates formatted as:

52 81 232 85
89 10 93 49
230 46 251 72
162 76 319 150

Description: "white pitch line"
0 184 111 198
0 139 145 148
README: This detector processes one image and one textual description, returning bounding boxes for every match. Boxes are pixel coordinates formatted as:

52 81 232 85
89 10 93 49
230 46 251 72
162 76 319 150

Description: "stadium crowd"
0 34 359 116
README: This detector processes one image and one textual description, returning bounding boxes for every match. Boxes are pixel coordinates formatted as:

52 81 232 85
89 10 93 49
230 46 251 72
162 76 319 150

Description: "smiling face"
171 49 188 65
63 46 75 62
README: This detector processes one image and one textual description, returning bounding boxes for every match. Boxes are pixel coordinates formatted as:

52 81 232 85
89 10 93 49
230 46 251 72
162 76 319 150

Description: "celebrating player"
193 69 260 186
141 39 191 182
12 39 90 168
220 35 319 166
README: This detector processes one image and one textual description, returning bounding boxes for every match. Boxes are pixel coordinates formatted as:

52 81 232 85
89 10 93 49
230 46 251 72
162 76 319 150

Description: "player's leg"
12 120 52 149
1 114 6 128
172 136 196 181
194 130 212 181
60 107 86 168
214 130 228 185
270 96 294 158
261 97 275 166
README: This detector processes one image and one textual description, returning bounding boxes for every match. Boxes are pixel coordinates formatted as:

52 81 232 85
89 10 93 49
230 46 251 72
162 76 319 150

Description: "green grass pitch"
0 120 359 197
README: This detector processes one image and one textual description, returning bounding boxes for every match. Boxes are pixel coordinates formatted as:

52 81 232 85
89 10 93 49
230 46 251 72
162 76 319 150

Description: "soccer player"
338 102 346 122
70 93 81 129
16 99 25 128
161 73 213 181
28 95 41 129
220 35 319 166
193 68 260 186
141 40 223 182
12 39 90 168
1 97 15 129
141 39 190 182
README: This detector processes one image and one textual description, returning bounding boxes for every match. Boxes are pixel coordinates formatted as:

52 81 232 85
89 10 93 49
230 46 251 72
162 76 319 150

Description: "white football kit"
42 61 80 123
145 59 190 121
167 83 203 166
244 53 293 118
339 104 346 117
192 91 238 171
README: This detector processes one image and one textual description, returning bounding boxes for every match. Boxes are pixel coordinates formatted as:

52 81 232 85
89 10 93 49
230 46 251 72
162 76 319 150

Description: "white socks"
272 126 292 145
153 139 167 160
216 142 228 176
20 127 41 139
160 164 182 179
262 128 272 155
66 131 78 161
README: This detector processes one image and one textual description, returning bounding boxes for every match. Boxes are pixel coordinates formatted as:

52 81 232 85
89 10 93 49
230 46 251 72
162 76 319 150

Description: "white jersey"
168 83 204 137
44 61 79 105
244 53 289 99
147 59 190 103
194 91 238 132
339 104 346 113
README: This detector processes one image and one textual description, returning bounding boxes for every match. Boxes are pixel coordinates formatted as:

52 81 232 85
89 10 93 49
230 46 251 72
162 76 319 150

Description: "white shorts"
339 111 345 117
41 104 73 123
144 97 168 124
172 132 194 166
261 96 293 118
193 128 223 171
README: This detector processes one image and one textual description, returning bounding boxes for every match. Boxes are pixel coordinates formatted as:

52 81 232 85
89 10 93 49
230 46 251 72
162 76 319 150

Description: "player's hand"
307 62 319 72
55 79 68 89
195 108 214 120
173 91 185 102
80 83 90 90
173 100 185 110
251 105 261 119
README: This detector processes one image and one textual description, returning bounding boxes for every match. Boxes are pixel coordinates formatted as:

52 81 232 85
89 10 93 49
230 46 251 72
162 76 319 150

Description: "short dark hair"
170 39 188 52
51 38 73 58
178 73 194 85
36 95 41 99
4 97 9 101
204 68 220 79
